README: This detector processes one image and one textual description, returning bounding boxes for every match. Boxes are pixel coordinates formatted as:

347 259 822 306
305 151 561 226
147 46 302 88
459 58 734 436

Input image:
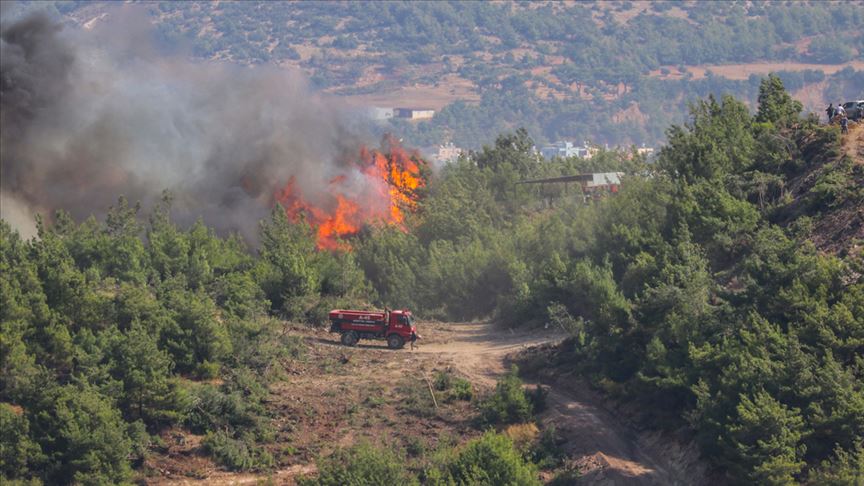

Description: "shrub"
449 378 474 402
202 430 274 472
433 370 473 402
404 436 426 458
810 162 855 210
503 422 539 454
183 384 263 436
532 425 565 469
227 319 304 378
427 432 540 486
433 371 452 391
527 385 548 414
480 366 533 425
298 442 418 486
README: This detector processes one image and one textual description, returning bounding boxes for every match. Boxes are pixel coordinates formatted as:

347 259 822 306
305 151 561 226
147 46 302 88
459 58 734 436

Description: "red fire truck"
328 308 417 349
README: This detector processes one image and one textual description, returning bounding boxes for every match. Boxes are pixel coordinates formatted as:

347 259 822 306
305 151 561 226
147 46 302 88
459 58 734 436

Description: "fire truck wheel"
387 334 404 350
341 331 359 347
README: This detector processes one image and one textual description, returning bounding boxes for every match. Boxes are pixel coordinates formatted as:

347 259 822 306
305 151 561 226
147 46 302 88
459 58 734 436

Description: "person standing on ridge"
827 103 835 122
836 103 846 119
840 115 849 135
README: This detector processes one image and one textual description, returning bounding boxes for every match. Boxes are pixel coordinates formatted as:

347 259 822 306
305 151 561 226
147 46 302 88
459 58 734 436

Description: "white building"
423 142 464 166
540 141 597 160
367 107 394 121
394 107 435 120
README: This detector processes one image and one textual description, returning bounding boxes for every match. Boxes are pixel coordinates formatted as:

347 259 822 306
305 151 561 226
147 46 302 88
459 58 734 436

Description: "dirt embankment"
148 321 702 485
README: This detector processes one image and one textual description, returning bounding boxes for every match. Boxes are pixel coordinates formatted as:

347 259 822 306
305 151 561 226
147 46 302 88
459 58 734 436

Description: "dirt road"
417 322 699 485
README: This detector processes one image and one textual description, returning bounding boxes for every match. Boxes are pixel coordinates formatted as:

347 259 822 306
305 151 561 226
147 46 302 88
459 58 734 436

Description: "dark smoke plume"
1 7 368 240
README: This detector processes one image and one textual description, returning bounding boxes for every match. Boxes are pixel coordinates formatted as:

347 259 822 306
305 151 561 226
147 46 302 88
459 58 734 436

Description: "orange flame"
275 136 425 250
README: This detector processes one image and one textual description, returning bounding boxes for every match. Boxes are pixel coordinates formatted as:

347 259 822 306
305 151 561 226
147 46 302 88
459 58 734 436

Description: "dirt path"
415 321 561 387
842 121 864 163
417 322 696 485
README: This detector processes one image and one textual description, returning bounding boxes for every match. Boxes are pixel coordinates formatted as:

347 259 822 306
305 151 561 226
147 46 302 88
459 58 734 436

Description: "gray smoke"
0 8 375 240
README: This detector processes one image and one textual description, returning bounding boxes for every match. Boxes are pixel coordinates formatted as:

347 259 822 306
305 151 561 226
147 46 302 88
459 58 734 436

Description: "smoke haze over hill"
0 7 369 239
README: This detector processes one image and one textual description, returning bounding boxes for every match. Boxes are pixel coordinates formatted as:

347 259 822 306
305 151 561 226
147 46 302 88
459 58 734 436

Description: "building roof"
589 172 622 186
516 172 624 186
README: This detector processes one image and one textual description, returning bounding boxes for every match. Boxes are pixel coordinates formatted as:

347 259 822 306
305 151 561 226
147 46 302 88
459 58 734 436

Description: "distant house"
635 144 654 158
427 142 463 165
394 107 435 120
367 107 394 121
539 141 597 160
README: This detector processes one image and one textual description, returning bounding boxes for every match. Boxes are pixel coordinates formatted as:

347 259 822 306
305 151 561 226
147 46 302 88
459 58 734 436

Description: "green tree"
727 390 806 485
257 205 319 314
108 323 178 425
755 74 802 127
161 284 231 375
660 95 755 183
29 384 133 485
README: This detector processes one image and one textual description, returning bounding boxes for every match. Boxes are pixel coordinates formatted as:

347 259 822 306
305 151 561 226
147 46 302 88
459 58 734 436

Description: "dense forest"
40 0 864 148
2 76 862 484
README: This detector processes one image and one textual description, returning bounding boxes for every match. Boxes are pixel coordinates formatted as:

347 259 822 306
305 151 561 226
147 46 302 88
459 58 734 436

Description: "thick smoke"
1 8 371 240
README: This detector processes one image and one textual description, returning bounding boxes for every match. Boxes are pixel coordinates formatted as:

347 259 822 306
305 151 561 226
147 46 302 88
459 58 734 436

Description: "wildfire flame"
275 136 425 250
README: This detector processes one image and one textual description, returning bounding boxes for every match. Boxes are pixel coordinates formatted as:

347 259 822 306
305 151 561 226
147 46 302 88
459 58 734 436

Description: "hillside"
17 0 864 148
772 121 864 257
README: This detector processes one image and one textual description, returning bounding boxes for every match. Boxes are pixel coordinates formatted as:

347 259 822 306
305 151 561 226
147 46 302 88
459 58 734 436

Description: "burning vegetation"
274 135 426 250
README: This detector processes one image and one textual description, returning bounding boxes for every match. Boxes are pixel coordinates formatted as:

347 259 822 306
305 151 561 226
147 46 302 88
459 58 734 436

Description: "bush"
298 442 418 486
433 370 473 402
532 425 565 469
427 432 540 486
809 159 864 211
433 371 452 391
503 422 539 454
449 378 474 402
480 366 534 425
404 436 426 458
183 384 263 436
527 385 548 414
202 430 274 472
